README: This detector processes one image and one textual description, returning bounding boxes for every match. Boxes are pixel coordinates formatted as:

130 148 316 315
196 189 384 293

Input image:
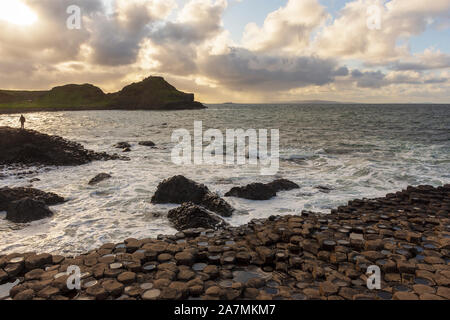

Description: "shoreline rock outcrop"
151 175 234 217
225 179 300 200
6 198 53 223
0 187 64 211
167 203 229 231
0 127 127 167
88 173 112 186
139 141 156 147
0 184 449 301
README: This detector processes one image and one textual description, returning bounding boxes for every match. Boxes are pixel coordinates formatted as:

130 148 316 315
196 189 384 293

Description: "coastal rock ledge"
0 184 449 300
0 187 65 223
0 127 127 166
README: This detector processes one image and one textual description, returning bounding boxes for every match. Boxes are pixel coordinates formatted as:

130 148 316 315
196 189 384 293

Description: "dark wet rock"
393 292 419 300
151 175 234 217
86 285 108 300
25 254 51 271
151 175 209 204
88 173 112 186
0 127 125 166
200 193 234 217
6 198 53 223
225 179 299 200
0 187 64 211
316 186 333 193
117 272 136 285
266 179 300 192
139 141 156 147
2 184 450 301
168 203 229 231
13 289 34 300
225 183 276 200
114 142 131 149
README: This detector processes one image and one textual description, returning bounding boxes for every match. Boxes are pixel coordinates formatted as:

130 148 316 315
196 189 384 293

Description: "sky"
0 0 449 103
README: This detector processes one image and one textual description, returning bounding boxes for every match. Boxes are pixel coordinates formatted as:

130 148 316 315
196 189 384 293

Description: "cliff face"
0 76 206 112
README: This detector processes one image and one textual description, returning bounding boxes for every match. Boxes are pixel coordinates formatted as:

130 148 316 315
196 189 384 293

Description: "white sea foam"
0 105 448 255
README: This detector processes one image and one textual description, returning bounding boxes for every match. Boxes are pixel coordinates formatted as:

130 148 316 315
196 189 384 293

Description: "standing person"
20 115 26 130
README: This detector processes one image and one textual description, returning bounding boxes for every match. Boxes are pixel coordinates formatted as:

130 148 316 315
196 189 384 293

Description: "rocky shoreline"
0 127 127 167
0 184 449 300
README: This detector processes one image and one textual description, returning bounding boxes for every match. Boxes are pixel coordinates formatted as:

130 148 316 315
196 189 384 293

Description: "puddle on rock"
0 279 20 299
232 266 271 283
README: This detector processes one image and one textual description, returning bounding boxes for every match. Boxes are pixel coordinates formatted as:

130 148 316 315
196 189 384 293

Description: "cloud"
349 68 448 88
86 0 177 66
141 0 230 75
242 0 328 53
388 49 450 71
314 0 450 64
0 0 448 103
0 0 103 63
151 0 227 45
198 48 344 91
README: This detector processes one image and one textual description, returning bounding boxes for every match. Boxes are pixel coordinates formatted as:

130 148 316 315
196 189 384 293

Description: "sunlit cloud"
0 0 38 25
0 0 448 103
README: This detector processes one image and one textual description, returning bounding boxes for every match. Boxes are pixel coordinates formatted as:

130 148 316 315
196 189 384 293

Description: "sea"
0 104 449 255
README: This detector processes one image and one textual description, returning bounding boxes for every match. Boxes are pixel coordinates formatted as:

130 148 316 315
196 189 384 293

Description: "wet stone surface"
0 185 449 300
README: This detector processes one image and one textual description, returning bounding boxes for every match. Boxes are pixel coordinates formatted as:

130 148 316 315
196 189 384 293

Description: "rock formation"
151 175 234 217
0 76 206 112
0 185 448 300
225 179 299 200
6 198 54 223
0 127 125 166
88 173 112 186
167 203 229 231
0 187 64 211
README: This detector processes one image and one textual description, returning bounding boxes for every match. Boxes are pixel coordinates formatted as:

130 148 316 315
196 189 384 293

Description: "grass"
0 76 201 113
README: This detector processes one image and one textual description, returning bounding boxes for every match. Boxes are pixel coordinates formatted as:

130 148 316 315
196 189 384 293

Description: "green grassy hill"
0 76 205 113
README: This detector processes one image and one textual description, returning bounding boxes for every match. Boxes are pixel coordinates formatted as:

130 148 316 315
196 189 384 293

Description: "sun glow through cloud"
0 0 38 25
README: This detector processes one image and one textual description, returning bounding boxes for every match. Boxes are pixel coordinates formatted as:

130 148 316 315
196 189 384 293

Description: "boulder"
139 141 156 147
151 176 234 217
225 179 299 200
267 179 300 192
167 203 229 231
200 193 234 217
0 187 64 211
114 142 131 149
0 127 125 166
88 173 112 186
225 183 276 200
6 198 54 223
316 186 333 193
152 176 209 204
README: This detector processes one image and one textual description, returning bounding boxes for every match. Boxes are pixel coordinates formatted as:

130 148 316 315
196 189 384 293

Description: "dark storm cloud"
199 48 343 91
351 70 386 88
86 1 174 66
333 66 349 76
87 16 152 66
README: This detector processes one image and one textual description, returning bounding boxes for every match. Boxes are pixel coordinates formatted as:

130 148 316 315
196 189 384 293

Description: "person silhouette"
20 115 26 130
